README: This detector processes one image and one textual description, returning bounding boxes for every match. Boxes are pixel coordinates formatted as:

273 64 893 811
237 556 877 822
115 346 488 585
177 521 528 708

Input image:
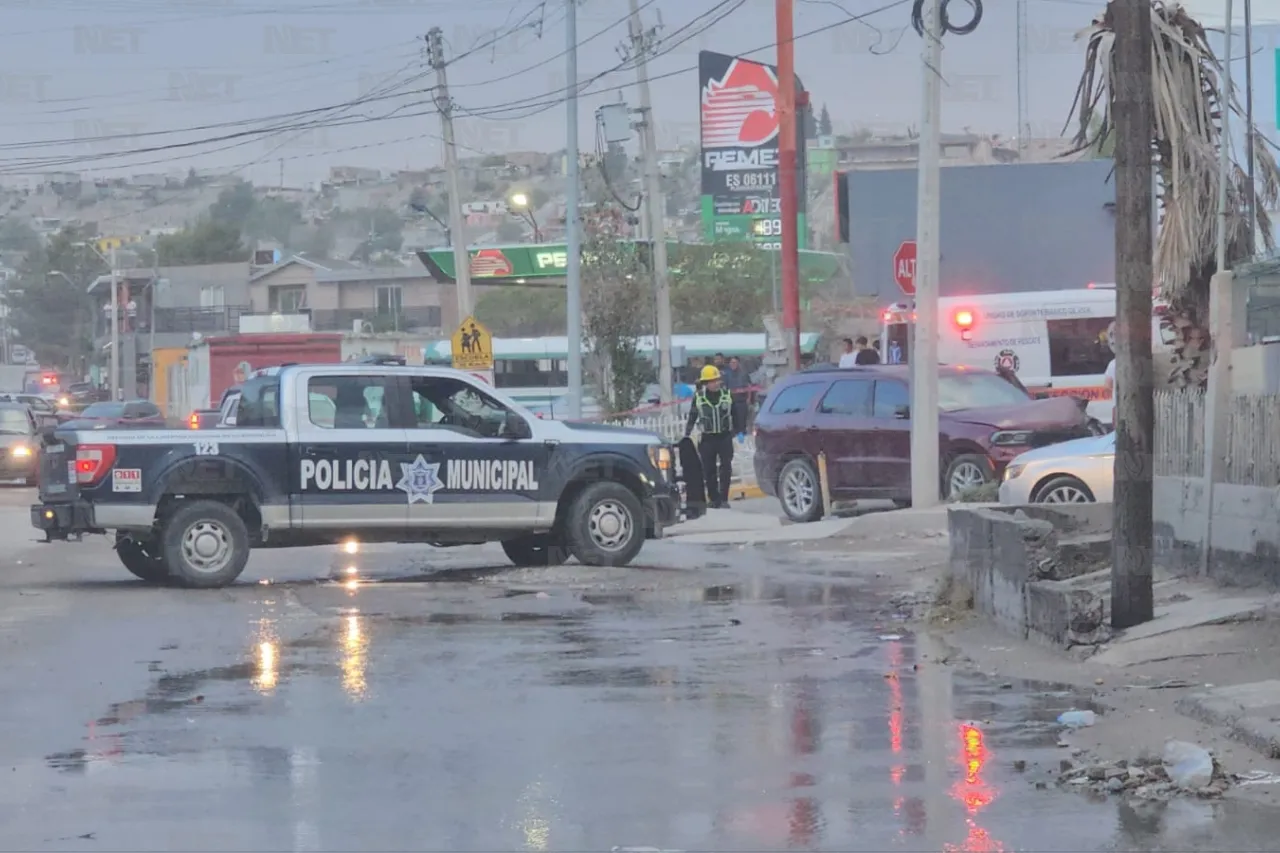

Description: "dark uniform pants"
699 431 734 504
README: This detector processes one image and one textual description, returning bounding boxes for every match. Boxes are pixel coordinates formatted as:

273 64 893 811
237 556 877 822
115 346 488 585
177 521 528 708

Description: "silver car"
998 432 1115 504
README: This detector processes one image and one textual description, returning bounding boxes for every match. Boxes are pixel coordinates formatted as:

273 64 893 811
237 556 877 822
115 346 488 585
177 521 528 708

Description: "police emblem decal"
995 349 1020 372
397 454 444 504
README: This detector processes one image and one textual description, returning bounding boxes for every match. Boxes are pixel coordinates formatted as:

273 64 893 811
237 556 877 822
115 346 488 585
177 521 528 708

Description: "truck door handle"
305 446 338 457
806 425 819 431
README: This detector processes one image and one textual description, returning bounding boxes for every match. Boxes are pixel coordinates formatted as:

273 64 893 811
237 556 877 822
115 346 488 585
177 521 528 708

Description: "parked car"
0 402 40 484
57 399 166 430
999 431 1115 505
753 365 1093 522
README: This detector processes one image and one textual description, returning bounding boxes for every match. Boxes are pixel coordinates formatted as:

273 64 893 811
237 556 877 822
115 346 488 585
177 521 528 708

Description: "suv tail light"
75 444 116 485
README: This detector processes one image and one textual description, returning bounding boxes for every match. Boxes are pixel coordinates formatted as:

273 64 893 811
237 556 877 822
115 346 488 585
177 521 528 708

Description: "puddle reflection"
341 614 368 700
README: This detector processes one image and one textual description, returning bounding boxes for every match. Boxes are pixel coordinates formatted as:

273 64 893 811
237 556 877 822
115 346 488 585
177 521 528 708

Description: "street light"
508 192 542 242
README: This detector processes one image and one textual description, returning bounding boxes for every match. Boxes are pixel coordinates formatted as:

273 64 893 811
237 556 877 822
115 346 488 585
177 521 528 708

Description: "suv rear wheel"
778 457 823 523
115 531 169 583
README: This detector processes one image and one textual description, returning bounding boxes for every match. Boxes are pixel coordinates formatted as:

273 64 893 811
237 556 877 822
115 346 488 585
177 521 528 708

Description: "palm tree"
1062 1 1280 387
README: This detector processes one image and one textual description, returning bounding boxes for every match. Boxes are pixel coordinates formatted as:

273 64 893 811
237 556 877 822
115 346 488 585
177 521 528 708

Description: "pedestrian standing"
838 338 858 367
684 364 735 509
854 336 881 365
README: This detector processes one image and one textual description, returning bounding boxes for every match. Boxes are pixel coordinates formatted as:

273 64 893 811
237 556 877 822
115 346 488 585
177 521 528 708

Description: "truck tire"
563 481 645 567
159 500 251 589
114 532 170 583
501 534 569 567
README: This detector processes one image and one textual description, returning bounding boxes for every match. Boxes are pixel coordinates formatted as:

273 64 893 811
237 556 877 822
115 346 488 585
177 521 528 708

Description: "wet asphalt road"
1 489 1279 851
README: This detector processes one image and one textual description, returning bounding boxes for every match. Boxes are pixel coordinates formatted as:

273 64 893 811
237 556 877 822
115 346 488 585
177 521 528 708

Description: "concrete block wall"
1154 475 1280 586
949 504 1113 646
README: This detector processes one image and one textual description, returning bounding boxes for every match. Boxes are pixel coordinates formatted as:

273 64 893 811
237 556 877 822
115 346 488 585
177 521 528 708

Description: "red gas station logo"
469 249 513 278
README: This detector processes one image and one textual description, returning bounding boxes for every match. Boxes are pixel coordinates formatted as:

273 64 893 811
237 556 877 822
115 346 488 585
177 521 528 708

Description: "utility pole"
910 0 942 509
426 27 473 320
1110 0 1155 628
565 0 584 419
776 0 802 371
628 0 673 404
109 244 120 401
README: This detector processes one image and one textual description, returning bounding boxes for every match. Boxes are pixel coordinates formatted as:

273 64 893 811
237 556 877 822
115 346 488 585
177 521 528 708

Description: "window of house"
1046 317 1113 377
767 382 824 415
817 379 872 416
199 285 225 308
268 285 307 313
375 285 403 316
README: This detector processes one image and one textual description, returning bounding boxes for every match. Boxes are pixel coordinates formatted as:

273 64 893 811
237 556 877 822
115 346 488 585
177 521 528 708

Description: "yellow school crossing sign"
451 315 493 371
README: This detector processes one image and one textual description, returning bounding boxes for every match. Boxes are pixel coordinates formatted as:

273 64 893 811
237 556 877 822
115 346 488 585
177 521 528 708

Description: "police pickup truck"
31 363 681 588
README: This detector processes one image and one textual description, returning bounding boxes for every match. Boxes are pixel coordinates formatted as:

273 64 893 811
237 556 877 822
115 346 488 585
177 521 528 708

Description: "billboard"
836 160 1118 301
698 50 807 249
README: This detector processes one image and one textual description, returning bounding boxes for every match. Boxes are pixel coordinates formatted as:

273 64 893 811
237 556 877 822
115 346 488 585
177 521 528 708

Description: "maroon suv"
754 365 1091 521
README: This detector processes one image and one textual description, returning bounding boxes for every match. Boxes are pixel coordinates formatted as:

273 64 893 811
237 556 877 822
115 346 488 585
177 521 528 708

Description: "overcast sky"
0 0 1274 186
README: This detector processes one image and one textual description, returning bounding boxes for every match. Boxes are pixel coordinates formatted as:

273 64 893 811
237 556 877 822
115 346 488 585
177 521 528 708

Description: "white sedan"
998 432 1115 504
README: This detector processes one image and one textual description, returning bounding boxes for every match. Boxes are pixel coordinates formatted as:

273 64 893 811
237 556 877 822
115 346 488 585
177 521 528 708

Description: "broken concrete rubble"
1053 746 1234 800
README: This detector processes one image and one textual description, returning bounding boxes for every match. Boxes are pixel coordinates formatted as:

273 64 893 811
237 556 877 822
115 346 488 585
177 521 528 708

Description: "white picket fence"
607 408 760 496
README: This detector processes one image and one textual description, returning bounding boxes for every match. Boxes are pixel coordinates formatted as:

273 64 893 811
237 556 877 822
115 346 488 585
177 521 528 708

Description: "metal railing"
308 307 443 333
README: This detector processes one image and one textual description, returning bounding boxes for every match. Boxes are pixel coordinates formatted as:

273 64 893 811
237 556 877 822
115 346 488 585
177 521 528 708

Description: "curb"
1177 686 1280 760
731 484 765 500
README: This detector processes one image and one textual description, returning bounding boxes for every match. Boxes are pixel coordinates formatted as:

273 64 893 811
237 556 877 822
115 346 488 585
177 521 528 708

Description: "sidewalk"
667 498 951 546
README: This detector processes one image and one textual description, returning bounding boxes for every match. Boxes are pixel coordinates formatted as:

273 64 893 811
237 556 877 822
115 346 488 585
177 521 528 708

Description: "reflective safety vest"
694 389 733 434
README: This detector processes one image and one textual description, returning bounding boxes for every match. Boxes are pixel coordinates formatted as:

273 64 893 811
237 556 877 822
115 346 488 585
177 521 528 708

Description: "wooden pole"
1110 0 1156 628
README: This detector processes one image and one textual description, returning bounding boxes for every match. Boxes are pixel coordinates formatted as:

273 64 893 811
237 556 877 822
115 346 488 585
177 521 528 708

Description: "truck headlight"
648 445 672 473
991 430 1033 447
1004 464 1024 481
11 445 31 458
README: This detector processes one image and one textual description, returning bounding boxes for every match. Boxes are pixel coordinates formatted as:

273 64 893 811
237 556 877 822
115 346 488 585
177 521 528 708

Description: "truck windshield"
939 373 1032 411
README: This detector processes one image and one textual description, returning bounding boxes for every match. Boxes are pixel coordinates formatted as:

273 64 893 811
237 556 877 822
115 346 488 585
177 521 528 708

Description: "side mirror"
503 411 532 440
894 405 910 419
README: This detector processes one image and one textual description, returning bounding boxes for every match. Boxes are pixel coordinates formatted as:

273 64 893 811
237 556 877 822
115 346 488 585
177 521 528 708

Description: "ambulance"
878 285 1177 424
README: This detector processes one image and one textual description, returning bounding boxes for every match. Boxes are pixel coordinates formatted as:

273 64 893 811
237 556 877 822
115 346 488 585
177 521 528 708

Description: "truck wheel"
501 534 569 567
563 481 645 567
114 531 170 583
159 500 250 589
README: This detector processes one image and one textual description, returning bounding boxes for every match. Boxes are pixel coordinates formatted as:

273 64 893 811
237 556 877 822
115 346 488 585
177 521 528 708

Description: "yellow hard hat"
699 364 721 382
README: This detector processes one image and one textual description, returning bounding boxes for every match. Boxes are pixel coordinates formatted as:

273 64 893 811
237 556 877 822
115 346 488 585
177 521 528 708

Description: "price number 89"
752 218 783 237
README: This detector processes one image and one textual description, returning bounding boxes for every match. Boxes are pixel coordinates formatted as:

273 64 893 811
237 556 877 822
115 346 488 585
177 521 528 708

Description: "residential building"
247 256 450 335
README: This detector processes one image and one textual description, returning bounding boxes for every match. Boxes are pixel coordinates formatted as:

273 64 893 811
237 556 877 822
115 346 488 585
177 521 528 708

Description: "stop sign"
893 240 917 295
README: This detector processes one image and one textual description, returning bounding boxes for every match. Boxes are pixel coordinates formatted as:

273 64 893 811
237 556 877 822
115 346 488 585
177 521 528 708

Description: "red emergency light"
954 309 975 341
41 374 56 385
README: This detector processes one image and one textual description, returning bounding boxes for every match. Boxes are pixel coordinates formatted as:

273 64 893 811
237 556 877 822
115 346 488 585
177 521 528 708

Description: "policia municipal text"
684 365 736 508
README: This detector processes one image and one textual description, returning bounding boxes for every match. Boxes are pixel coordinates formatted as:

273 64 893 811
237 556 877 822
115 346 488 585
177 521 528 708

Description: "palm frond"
1061 1 1279 303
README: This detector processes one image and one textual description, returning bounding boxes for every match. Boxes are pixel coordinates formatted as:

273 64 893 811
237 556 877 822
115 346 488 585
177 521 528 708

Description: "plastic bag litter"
1163 740 1213 788
1057 710 1097 727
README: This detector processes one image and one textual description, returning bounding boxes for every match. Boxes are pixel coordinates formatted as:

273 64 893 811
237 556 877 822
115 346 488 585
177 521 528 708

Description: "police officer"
684 364 735 508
